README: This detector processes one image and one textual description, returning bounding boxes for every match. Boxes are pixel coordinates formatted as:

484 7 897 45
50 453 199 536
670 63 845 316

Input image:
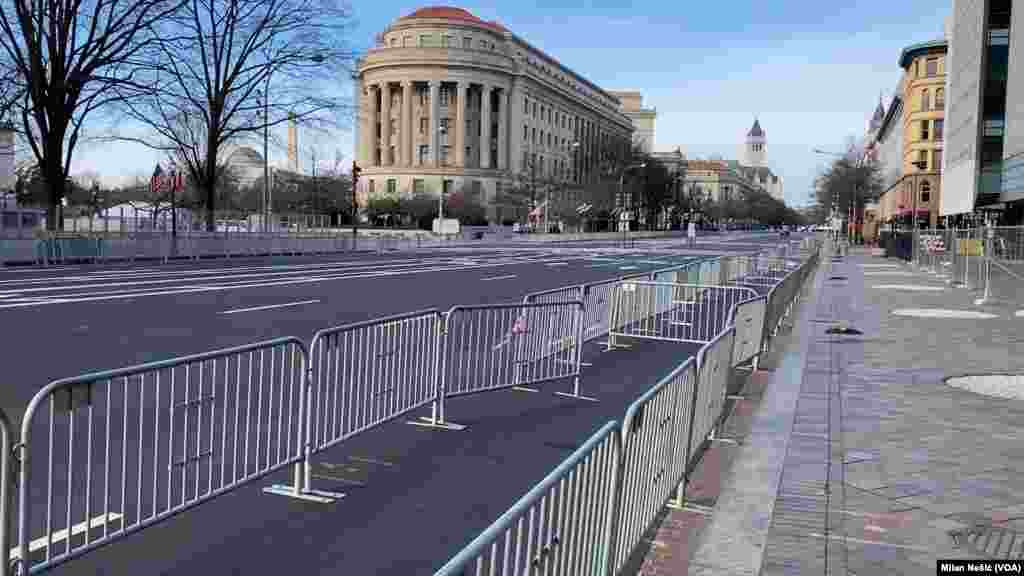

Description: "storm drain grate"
951 525 1024 558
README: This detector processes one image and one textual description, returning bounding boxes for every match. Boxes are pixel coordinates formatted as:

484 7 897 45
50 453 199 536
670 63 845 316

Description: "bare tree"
0 0 185 229
113 0 356 230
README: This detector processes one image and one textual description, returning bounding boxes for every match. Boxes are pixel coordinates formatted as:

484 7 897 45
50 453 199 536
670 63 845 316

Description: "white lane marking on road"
892 308 998 319
10 512 123 559
481 274 517 281
619 266 639 270
639 260 669 265
863 271 916 276
546 262 569 267
0 254 572 295
860 264 901 268
872 284 945 291
219 299 321 315
0 257 594 309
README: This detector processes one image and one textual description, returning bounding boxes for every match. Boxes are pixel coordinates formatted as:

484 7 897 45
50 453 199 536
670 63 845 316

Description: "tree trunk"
42 161 67 232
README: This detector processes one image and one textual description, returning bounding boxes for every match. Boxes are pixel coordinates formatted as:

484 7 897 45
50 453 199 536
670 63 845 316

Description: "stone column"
495 88 508 171
401 79 413 167
455 81 466 167
430 81 440 167
480 85 492 169
368 84 379 166
380 82 391 166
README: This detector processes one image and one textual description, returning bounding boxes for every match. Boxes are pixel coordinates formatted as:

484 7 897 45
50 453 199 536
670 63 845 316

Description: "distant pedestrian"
687 221 697 247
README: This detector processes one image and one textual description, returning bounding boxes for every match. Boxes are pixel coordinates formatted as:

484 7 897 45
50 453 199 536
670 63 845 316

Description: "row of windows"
386 32 497 52
366 178 485 196
910 149 943 172
919 88 945 110
522 124 575 151
373 143 496 167
521 151 570 178
917 118 944 141
523 96 573 131
912 56 942 78
751 143 764 152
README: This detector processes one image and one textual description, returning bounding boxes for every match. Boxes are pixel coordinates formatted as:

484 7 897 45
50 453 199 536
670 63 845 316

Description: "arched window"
920 180 931 203
921 89 930 111
935 88 945 107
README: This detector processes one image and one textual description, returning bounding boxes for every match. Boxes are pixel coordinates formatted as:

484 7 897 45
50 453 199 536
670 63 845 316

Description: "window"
548 133 552 147
418 145 429 164
463 37 472 49
532 127 536 143
387 179 397 194
368 180 375 194
522 151 528 168
920 180 931 203
926 57 938 77
390 38 397 47
920 120 930 140
523 124 528 141
413 179 425 194
554 111 559 126
935 88 945 107
441 35 451 47
419 117 427 134
419 34 431 47
532 102 537 117
934 119 944 140
443 180 453 195
918 149 928 168
523 97 529 114
540 105 545 120
465 146 471 163
440 118 450 138
933 148 943 171
921 89 930 110
403 36 411 47
441 146 450 165
419 89 428 107
440 87 450 106
479 40 487 50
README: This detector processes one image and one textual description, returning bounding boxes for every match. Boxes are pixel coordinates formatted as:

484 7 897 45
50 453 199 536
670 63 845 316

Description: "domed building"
355 6 635 223
223 146 265 189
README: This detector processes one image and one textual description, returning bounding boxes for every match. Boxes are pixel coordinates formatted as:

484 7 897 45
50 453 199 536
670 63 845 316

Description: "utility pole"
351 161 361 239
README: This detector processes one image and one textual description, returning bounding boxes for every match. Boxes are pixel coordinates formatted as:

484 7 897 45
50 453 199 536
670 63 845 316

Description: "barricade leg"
553 310 597 402
407 324 467 431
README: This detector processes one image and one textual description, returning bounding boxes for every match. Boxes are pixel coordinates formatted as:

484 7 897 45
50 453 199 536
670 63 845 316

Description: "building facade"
943 0 1022 224
873 39 948 229
354 6 634 223
608 90 656 153
735 119 784 202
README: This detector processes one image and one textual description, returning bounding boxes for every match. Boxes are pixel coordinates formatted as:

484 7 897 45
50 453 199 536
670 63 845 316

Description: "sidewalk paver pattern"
756 248 1024 574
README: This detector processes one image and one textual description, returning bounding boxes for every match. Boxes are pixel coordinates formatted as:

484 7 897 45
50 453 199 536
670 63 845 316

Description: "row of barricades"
0 241 818 575
0 250 782 574
434 243 821 575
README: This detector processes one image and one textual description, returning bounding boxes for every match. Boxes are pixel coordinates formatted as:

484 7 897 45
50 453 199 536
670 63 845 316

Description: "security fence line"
436 242 822 575
0 238 820 576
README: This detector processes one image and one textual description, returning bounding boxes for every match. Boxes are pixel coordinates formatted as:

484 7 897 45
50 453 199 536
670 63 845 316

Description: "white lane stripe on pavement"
481 274 517 281
619 266 639 270
546 262 569 267
220 299 321 315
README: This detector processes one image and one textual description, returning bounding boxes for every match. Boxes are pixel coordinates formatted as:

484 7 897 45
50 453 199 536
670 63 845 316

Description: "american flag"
150 165 184 195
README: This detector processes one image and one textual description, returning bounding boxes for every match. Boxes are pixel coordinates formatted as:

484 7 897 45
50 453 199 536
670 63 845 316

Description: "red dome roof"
400 6 506 32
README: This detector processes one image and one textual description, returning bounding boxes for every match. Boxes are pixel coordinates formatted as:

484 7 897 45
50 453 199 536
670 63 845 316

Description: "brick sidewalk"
686 244 1024 575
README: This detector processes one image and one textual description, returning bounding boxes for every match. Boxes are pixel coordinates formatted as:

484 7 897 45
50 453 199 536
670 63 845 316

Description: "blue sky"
73 0 950 207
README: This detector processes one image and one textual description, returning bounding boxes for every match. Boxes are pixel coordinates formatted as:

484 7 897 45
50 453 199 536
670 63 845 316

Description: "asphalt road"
0 232 798 575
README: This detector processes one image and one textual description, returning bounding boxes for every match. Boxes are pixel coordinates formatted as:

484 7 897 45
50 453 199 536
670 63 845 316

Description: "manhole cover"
893 309 998 319
946 374 1024 400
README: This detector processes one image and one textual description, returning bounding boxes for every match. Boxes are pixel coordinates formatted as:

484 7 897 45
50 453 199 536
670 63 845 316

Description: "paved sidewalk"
688 245 1024 575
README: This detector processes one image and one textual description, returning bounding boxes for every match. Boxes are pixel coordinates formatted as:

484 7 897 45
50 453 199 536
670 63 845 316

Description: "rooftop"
398 6 506 32
898 38 948 68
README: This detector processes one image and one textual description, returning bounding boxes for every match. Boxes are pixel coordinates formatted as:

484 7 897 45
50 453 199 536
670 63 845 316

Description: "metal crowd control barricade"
433 421 621 576
0 408 11 576
729 295 767 370
607 281 756 347
16 338 308 574
688 326 736 460
442 301 590 402
611 358 697 574
267 310 452 504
